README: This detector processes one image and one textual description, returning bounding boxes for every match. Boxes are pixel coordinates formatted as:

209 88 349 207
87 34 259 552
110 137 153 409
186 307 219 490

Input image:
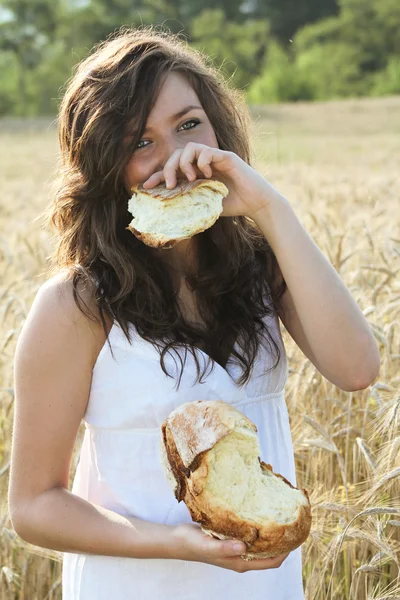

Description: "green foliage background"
1 0 399 115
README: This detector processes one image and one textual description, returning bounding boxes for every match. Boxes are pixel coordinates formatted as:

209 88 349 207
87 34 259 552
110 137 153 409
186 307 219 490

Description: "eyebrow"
143 104 203 133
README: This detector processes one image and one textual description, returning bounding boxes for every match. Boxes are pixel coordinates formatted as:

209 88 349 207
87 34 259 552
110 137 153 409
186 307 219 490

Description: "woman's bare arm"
7 274 178 559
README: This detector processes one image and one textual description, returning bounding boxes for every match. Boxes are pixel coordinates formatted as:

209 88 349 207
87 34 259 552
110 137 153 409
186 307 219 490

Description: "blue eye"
179 118 201 131
136 140 149 149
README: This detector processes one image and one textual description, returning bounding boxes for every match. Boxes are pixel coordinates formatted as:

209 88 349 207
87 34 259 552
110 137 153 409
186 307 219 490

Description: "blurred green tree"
0 0 399 114
294 0 400 89
295 42 367 99
251 0 339 45
0 0 63 114
190 8 269 89
371 55 400 96
246 41 313 103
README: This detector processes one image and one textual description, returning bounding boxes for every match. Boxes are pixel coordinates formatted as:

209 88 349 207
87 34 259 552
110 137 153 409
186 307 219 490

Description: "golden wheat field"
1 96 400 599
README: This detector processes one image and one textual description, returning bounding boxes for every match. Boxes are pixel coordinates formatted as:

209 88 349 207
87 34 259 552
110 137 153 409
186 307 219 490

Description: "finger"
240 553 289 570
265 553 288 568
163 149 183 189
196 148 214 178
186 163 198 181
142 171 165 189
178 151 198 181
206 539 247 558
179 144 203 181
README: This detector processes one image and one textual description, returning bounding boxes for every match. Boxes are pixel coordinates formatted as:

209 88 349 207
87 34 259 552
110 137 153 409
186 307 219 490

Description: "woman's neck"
152 237 199 279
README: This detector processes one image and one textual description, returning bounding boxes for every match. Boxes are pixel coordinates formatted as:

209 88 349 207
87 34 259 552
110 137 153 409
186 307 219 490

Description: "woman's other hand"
170 522 290 573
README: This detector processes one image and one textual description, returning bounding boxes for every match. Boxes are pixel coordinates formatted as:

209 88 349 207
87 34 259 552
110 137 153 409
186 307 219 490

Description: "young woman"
8 27 380 599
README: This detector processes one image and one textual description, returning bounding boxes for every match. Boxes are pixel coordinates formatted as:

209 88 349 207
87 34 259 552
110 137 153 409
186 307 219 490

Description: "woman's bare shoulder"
33 269 112 368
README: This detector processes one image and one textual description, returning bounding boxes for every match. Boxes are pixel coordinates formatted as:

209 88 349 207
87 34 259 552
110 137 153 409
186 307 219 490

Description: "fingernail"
233 543 245 554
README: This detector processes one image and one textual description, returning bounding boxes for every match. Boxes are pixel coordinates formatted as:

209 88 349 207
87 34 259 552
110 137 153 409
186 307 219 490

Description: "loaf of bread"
160 400 312 560
126 178 229 249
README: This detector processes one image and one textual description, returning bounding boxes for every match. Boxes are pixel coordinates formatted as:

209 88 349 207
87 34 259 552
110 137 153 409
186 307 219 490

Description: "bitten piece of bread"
126 178 228 248
160 400 312 560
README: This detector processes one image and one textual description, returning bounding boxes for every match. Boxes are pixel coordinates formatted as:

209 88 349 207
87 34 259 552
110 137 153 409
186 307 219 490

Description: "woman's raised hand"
141 142 283 220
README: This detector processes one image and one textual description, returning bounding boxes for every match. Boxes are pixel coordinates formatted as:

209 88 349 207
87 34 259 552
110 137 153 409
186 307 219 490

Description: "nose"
157 133 186 171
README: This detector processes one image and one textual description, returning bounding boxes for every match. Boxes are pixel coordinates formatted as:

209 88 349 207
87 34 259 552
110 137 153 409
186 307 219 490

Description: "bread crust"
126 179 228 248
160 400 312 560
126 224 180 249
131 178 228 200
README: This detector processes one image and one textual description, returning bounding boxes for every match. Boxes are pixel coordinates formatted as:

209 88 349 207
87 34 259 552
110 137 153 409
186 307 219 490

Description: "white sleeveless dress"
62 310 305 599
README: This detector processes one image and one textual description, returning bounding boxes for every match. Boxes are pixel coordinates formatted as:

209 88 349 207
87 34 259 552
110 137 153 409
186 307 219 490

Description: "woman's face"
124 71 219 191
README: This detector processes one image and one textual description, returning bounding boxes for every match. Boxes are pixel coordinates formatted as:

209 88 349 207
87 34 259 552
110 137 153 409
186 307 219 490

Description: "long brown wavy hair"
42 25 287 390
